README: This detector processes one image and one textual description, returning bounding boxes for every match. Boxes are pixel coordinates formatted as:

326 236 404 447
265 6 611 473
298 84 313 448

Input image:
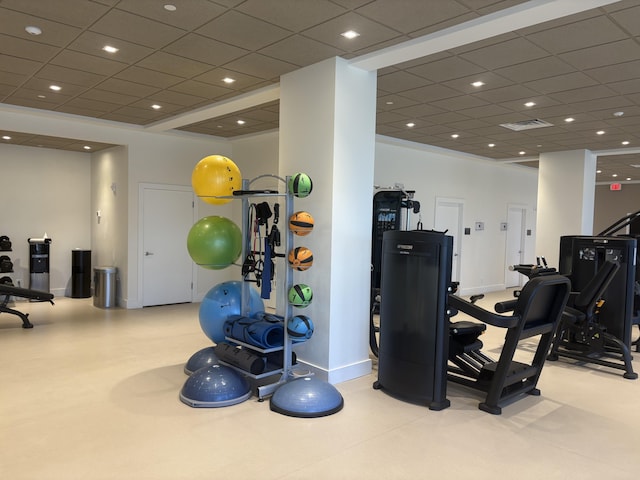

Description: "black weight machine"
596 210 640 353
370 188 420 357
448 262 571 414
549 232 639 378
373 231 572 415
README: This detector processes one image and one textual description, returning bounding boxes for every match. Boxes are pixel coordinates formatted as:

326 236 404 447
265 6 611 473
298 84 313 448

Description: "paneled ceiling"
1 0 639 181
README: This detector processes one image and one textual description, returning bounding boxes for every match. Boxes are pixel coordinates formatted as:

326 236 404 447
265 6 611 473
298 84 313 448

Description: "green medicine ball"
288 283 313 307
288 173 313 198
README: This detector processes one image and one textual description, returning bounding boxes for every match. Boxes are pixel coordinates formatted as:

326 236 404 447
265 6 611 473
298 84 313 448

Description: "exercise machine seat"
548 260 637 379
448 274 570 414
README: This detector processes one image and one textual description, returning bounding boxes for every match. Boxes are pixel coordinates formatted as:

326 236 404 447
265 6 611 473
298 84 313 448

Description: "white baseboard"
296 358 372 385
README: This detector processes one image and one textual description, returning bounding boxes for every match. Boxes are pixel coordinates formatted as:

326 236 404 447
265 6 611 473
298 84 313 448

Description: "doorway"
140 184 195 307
434 197 463 282
505 205 526 288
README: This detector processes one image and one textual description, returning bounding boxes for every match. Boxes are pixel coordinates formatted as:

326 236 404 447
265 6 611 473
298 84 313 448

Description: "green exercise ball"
187 216 242 270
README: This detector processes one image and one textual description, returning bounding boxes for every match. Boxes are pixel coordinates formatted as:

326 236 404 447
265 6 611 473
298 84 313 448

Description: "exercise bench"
0 284 54 328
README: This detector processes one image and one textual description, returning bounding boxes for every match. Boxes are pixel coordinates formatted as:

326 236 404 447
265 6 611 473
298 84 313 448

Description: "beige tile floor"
1 292 639 480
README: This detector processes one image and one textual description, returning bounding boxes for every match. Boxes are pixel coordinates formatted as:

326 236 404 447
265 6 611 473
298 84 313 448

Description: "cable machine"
370 188 420 357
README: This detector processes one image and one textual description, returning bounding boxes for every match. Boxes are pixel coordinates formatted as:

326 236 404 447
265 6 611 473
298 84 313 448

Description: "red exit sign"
610 183 622 191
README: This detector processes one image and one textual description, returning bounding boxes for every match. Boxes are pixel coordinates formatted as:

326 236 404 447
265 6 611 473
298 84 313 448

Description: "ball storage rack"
212 175 297 400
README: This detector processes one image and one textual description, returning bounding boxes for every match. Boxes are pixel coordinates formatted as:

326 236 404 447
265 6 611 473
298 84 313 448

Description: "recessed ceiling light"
102 45 119 53
596 130 605 135
385 101 394 105
451 134 459 139
406 122 415 128
2 136 11 140
83 145 91 150
49 85 61 91
564 117 575 123
237 120 246 125
471 81 485 87
613 111 624 117
25 25 42 36
488 143 495 147
524 101 536 107
626 177 632 181
519 151 526 155
37 94 46 99
164 4 177 11
622 141 630 145
222 77 235 84
151 104 162 110
612 174 618 177
596 170 602 174
341 30 360 39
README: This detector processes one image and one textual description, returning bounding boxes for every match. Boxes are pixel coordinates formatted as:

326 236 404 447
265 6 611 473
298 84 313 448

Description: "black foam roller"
214 342 266 375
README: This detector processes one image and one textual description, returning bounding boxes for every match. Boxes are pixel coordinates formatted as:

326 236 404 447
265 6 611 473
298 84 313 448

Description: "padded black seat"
448 274 570 414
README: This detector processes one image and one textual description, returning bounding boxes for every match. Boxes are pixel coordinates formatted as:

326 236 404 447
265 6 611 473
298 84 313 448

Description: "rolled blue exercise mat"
223 315 284 349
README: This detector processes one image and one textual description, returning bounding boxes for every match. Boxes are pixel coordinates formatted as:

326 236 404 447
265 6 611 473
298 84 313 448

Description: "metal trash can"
94 266 116 308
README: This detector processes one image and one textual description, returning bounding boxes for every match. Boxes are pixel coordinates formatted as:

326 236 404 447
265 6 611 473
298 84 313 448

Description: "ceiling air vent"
500 119 554 131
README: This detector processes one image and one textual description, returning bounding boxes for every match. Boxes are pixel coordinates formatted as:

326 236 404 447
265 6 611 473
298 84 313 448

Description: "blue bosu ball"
180 364 251 408
270 377 344 418
184 346 219 375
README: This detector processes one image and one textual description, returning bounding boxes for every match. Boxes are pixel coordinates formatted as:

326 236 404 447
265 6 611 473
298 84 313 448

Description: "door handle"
145 251 154 256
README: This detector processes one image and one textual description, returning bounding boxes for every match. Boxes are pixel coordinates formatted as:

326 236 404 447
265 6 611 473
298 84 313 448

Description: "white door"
434 198 463 282
141 185 195 306
505 206 526 288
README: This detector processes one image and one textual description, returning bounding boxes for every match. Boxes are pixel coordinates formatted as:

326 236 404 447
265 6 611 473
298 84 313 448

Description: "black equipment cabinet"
374 230 452 410
559 235 636 346
71 249 91 298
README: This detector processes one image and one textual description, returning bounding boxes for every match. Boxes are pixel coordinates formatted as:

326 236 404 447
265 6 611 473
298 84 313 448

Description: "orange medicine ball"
289 211 314 236
288 247 313 271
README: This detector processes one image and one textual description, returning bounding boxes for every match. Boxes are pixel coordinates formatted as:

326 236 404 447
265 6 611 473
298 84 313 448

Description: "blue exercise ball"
180 364 251 408
199 281 264 343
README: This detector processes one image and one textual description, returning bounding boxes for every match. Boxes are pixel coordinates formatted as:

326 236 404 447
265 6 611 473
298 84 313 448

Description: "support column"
279 57 376 384
536 149 596 267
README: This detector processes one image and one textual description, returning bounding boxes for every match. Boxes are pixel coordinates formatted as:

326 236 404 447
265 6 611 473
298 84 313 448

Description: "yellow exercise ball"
192 155 242 205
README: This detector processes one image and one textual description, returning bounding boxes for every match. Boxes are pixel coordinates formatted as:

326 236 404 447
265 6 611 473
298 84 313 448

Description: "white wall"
536 150 596 268
0 105 238 307
92 145 128 301
374 137 539 295
0 143 91 295
1 104 539 306
124 133 235 307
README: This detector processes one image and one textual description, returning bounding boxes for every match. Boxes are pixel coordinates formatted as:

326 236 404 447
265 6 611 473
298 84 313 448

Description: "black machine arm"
597 209 640 236
448 294 519 329
494 299 518 313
